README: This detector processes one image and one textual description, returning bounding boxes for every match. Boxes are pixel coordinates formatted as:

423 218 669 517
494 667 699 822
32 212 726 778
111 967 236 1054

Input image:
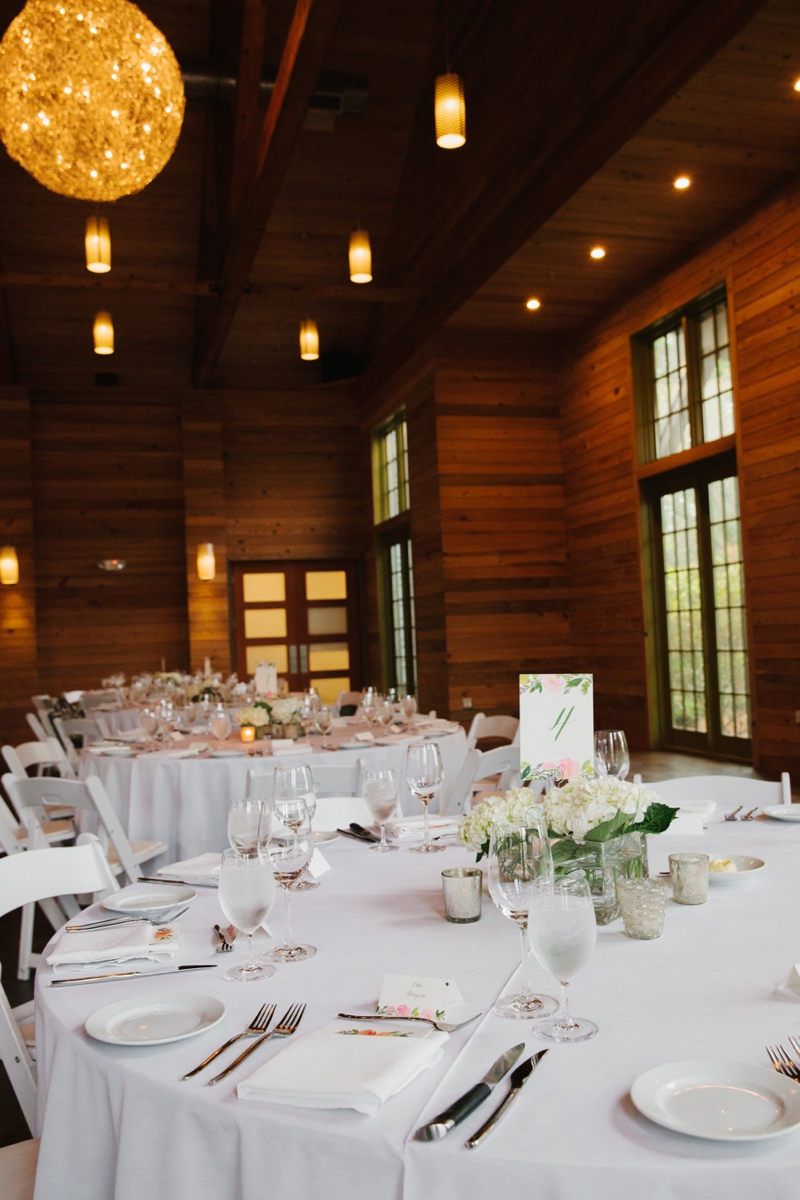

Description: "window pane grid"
372 413 410 525
389 542 408 691
661 487 706 733
709 476 750 739
699 300 734 443
653 326 691 459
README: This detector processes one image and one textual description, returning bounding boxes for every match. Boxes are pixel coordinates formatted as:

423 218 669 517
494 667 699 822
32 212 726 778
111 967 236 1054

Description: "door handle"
300 645 308 673
289 645 298 674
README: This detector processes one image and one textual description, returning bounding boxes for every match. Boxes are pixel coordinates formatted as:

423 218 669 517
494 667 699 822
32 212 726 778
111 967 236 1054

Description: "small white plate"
102 881 197 917
313 829 340 843
708 854 765 884
763 806 800 822
86 991 225 1046
210 749 245 758
631 1059 800 1141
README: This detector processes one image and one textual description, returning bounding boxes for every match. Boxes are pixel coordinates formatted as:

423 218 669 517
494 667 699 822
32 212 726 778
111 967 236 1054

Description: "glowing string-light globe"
0 0 185 201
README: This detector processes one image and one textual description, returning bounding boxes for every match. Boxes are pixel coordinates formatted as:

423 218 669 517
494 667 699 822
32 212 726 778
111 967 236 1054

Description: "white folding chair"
25 713 50 744
335 690 362 715
312 795 376 830
0 835 117 1132
51 715 110 769
4 774 165 886
31 696 57 737
447 744 521 814
465 712 520 751
632 772 792 807
247 759 367 802
3 738 76 781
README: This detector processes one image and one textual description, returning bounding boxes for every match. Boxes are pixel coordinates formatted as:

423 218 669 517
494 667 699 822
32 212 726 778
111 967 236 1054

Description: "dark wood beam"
193 0 344 387
354 0 770 407
229 0 268 222
0 273 415 304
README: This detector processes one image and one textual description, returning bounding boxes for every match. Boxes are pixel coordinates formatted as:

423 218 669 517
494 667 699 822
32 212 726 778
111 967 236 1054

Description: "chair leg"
17 903 35 981
0 986 37 1135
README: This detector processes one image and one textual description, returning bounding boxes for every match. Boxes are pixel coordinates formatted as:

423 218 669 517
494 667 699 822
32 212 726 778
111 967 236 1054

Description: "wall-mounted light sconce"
299 319 319 361
93 310 114 355
85 215 111 273
348 229 372 283
97 558 126 571
0 545 19 585
197 542 215 581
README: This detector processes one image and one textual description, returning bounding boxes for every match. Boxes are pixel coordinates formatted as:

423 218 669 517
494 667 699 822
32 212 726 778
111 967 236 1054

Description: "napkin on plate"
388 815 460 840
237 1021 448 1115
272 742 313 756
145 745 206 759
354 731 375 743
46 921 179 966
157 852 221 884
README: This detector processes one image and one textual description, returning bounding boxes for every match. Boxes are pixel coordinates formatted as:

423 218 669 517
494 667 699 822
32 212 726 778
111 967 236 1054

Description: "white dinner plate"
101 881 197 917
210 749 245 758
631 1059 800 1140
708 854 765 884
85 991 225 1046
763 805 800 822
313 830 340 843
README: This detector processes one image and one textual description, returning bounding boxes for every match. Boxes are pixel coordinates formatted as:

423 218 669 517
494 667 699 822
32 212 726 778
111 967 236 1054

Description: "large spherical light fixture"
0 0 185 201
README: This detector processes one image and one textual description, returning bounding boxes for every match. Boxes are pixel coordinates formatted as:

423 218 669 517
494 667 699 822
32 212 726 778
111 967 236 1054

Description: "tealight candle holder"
240 725 256 744
669 852 709 905
617 877 667 939
442 867 483 923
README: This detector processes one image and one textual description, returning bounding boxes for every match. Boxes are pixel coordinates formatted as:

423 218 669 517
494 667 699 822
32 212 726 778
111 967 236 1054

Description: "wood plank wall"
560 178 800 776
0 387 39 743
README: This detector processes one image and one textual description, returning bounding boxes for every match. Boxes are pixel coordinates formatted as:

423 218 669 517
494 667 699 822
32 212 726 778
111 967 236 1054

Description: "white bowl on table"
707 853 765 885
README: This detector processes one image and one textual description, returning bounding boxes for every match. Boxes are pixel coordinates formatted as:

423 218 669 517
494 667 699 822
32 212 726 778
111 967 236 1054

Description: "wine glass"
140 708 160 743
405 741 445 854
317 705 333 746
593 730 629 779
273 765 317 888
210 704 232 749
304 687 321 712
527 874 598 1043
360 693 377 724
263 798 317 963
399 694 417 723
217 848 276 982
487 816 557 1019
374 699 395 728
363 768 399 853
228 799 271 854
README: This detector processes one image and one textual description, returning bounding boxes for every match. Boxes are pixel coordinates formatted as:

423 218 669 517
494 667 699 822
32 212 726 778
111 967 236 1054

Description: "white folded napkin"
388 815 460 839
85 744 133 756
47 921 178 966
115 728 148 741
157 852 221 883
272 743 312 756
354 731 375 743
237 1021 447 1115
146 746 205 759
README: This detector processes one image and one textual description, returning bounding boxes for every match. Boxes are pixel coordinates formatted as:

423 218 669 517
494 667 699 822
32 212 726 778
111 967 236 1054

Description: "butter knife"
50 964 217 987
414 1043 525 1141
465 1050 548 1148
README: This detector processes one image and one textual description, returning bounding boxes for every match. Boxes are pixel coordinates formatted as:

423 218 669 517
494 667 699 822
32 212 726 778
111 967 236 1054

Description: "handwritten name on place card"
377 974 463 1020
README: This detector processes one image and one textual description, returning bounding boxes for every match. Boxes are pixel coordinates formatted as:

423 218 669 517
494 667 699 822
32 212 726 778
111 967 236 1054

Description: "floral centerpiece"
458 788 543 861
236 696 302 739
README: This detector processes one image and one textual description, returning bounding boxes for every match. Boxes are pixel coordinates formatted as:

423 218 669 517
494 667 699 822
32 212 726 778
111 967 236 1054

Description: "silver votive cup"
442 868 483 923
669 853 709 905
617 877 667 939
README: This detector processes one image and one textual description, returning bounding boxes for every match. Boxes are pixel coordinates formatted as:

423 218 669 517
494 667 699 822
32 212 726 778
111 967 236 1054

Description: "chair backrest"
3 774 142 884
2 738 73 778
466 712 520 751
336 691 362 709
633 772 792 806
0 832 116 918
51 715 110 766
25 713 50 743
246 759 367 802
0 793 23 852
312 795 375 831
31 696 56 737
446 744 522 814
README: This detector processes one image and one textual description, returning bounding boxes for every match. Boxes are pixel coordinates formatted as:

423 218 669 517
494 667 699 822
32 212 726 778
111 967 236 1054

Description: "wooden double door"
232 560 361 703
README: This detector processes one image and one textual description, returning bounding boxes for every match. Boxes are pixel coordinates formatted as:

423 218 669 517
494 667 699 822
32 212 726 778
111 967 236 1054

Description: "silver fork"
214 925 232 953
182 1003 275 1080
65 905 189 932
337 1011 481 1034
724 806 743 822
766 1045 800 1079
788 1035 800 1062
207 1002 306 1086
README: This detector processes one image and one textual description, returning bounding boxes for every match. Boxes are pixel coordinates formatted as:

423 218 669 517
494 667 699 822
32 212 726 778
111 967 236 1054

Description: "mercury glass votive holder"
669 853 709 905
442 868 483 923
617 877 667 939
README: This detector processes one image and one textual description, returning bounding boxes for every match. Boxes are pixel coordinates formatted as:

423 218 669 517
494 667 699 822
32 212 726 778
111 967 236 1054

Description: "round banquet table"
78 724 468 865
92 707 143 736
33 812 800 1200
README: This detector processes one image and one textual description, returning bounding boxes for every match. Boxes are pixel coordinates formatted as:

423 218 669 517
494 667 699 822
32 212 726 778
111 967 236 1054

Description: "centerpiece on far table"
236 696 303 740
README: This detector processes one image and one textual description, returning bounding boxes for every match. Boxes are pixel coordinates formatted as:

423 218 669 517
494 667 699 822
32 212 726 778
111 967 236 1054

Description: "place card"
779 965 800 997
377 973 463 1020
519 673 594 781
307 848 331 879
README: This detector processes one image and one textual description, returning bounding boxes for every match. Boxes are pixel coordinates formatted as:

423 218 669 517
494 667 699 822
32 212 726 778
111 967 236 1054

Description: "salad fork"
337 1011 481 1034
182 1003 276 1079
65 905 189 932
207 1002 306 1085
766 1045 800 1079
724 806 743 822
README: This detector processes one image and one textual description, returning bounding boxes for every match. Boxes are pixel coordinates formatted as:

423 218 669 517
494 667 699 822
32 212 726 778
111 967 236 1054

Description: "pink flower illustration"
395 1004 411 1017
540 761 556 772
419 1008 435 1020
542 674 566 693
558 757 581 779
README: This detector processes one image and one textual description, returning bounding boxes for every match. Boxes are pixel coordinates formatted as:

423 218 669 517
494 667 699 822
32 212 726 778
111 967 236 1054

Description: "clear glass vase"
552 831 648 925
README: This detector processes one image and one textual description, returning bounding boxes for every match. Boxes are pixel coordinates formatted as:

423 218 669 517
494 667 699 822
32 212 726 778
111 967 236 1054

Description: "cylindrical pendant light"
93 310 114 355
349 230 372 283
85 216 111 273
0 545 19 585
299 319 319 361
196 542 215 581
435 73 465 148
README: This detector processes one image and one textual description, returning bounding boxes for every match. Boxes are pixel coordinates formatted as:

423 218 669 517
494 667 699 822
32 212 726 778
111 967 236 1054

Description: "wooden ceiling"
0 0 796 395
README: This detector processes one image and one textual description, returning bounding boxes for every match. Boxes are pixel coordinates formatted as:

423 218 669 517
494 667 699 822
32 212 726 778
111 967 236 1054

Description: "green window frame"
371 410 410 525
633 285 734 464
376 527 417 698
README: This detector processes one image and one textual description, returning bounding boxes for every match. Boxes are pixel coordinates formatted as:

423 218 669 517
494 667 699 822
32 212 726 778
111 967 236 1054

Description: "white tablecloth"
93 708 143 736
79 728 468 864
33 813 800 1200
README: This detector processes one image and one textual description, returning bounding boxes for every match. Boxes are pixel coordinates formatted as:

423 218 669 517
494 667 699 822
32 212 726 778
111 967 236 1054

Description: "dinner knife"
465 1050 548 1149
336 827 374 842
138 876 218 889
50 964 217 987
349 823 380 842
413 1043 525 1141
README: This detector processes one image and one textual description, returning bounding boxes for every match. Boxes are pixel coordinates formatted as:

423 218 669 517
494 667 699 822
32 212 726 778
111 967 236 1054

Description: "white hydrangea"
269 697 302 724
458 788 544 853
543 776 658 842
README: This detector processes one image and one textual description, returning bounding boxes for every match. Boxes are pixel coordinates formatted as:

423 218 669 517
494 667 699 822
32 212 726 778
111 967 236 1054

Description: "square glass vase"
553 831 648 925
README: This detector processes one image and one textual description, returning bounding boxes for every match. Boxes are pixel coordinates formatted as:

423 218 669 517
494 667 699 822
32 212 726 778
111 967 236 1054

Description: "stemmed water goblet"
227 799 271 854
363 768 399 853
374 699 395 729
140 707 161 744
317 705 333 746
262 797 317 963
360 691 378 724
217 848 276 982
527 873 598 1043
399 694 417 724
487 814 557 1019
210 703 232 749
405 741 445 854
273 764 318 888
593 730 629 780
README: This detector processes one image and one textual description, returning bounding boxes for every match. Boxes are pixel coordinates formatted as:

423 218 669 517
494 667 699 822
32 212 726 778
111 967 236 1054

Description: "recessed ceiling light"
526 298 541 310
590 246 606 259
674 175 691 190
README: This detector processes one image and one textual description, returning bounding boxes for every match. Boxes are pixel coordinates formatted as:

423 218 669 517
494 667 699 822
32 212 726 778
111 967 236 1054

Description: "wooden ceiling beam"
193 0 344 387
354 0 770 407
228 0 269 223
0 273 415 303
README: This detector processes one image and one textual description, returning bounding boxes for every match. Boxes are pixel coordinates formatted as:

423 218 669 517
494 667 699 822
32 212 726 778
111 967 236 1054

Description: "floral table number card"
519 673 594 782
